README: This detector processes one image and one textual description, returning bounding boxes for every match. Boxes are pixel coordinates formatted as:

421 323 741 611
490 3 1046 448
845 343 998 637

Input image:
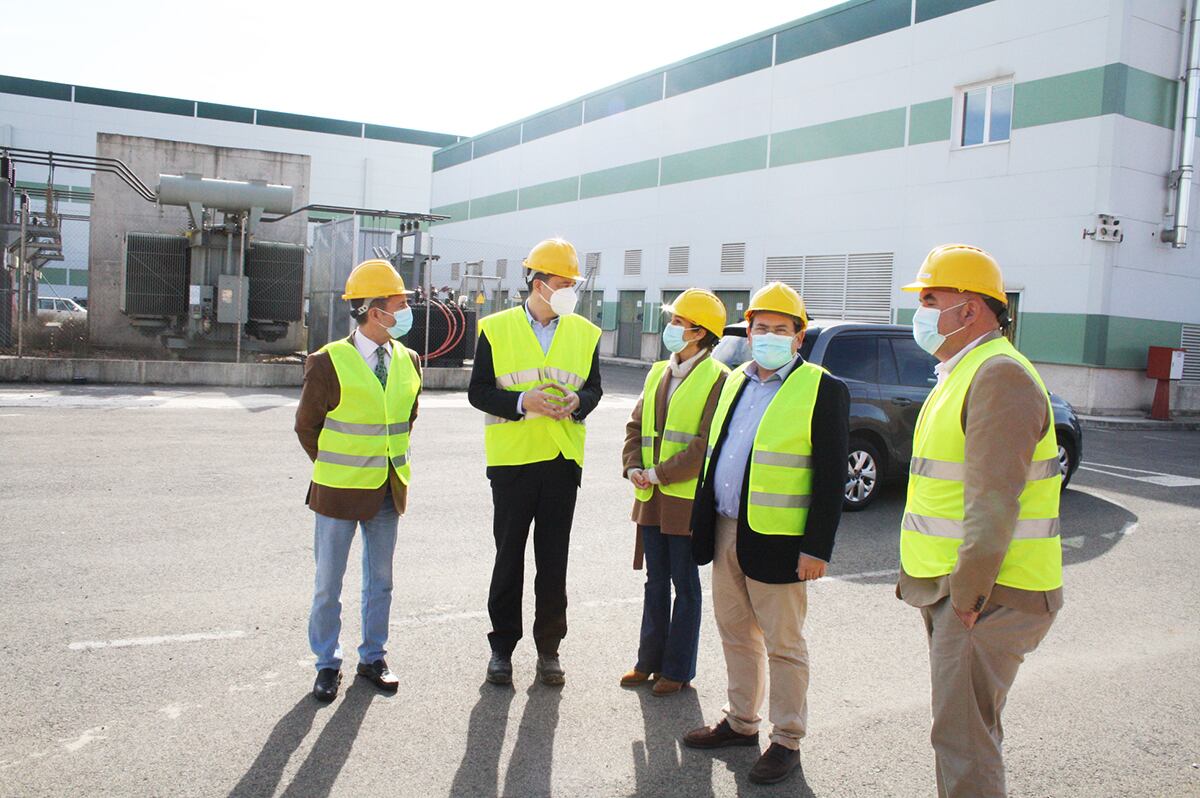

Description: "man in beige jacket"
897 245 1063 798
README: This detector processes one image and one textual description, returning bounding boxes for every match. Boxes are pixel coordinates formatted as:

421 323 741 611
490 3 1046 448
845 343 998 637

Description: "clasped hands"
523 381 580 420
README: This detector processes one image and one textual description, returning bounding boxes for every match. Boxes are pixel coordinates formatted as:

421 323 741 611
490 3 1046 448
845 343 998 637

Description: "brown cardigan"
294 337 422 521
622 351 726 568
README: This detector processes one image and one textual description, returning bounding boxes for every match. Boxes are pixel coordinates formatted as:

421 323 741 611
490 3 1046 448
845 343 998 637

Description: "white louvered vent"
1182 324 1200 383
721 242 746 273
624 249 642 276
668 246 690 275
495 258 507 278
585 251 601 276
466 261 483 277
763 252 894 323
450 262 461 281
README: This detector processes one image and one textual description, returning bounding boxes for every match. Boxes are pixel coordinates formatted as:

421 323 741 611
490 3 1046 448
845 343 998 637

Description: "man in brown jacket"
619 289 729 697
897 245 1063 798
294 259 422 702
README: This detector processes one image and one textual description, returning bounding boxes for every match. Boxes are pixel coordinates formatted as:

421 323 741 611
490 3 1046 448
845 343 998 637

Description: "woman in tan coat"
621 289 729 695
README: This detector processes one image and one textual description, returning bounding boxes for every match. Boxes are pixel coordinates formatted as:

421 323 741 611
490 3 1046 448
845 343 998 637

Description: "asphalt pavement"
0 364 1197 797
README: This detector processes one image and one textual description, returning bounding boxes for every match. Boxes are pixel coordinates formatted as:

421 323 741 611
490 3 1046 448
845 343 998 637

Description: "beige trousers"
712 516 809 750
921 596 1056 798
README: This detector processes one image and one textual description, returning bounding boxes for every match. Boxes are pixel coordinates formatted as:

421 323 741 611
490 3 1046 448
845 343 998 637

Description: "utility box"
1147 346 1186 420
1147 346 1185 380
216 275 248 324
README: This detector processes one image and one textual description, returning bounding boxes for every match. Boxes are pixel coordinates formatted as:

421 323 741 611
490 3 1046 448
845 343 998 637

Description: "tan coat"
621 351 726 568
294 339 422 521
897 331 1063 614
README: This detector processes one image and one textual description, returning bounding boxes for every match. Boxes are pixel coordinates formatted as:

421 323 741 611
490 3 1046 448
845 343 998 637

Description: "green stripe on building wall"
771 107 906 167
908 98 953 145
469 190 519 219
519 177 579 210
198 102 254 124
430 201 470 225
40 268 69 285
0 75 71 102
74 85 194 116
1014 64 1176 131
775 0 910 65
660 136 768 186
69 270 89 287
256 109 361 137
579 160 659 199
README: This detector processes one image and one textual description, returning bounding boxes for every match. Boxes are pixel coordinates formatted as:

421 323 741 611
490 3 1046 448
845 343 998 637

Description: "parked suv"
713 321 1083 510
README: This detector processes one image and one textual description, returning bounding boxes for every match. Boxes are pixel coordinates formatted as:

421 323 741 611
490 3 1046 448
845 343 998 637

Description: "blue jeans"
634 525 702 683
308 499 398 671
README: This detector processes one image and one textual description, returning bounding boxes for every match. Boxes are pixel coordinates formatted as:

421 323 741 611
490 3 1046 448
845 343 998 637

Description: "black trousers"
487 455 579 657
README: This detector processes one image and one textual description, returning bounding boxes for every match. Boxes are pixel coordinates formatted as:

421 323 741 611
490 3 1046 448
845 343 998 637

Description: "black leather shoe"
681 719 759 750
536 655 565 686
486 652 512 685
356 659 399 693
748 743 801 784
312 668 341 702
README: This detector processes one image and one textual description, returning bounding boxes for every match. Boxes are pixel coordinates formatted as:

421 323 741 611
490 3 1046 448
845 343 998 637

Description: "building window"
959 80 1013 147
721 242 746 273
624 249 642 276
668 246 689 275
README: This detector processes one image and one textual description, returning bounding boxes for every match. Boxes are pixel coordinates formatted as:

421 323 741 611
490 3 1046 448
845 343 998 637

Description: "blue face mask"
661 323 692 353
379 306 414 339
911 301 966 356
751 332 796 370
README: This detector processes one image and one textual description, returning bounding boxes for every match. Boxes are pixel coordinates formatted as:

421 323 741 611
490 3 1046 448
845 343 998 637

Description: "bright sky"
1 0 840 137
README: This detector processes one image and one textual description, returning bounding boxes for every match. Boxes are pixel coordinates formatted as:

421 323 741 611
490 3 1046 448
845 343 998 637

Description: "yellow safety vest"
478 306 601 468
703 360 826 536
313 337 421 489
900 337 1062 591
635 355 729 502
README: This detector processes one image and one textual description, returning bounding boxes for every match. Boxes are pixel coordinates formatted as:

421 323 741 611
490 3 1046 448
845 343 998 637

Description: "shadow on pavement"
630 686 713 797
449 682 517 798
226 696 320 797
502 683 562 798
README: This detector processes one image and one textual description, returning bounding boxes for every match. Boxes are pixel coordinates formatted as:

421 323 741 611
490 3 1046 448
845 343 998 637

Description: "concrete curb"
0 356 472 390
1078 415 1200 432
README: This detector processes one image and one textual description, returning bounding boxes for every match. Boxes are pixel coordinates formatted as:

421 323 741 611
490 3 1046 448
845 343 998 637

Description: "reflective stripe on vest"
477 306 601 468
899 336 1063 591
703 360 825 536
312 338 421 490
635 356 728 502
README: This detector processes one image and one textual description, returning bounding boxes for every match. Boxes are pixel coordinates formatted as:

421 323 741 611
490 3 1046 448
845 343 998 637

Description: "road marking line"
1079 463 1200 487
68 630 246 651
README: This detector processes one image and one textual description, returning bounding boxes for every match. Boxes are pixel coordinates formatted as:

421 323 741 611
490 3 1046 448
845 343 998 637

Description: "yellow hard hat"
745 282 809 328
663 288 727 337
523 237 581 281
903 244 1006 304
342 259 411 300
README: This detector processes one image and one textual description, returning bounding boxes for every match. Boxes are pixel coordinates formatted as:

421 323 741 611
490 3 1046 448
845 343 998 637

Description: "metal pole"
1167 0 1200 246
420 230 432 364
236 212 246 364
16 194 27 358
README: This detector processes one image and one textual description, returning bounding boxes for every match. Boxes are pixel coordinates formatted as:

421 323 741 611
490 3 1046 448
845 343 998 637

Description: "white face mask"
912 301 967 355
538 281 578 317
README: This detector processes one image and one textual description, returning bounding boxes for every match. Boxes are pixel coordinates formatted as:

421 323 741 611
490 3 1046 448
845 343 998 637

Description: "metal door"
617 291 643 359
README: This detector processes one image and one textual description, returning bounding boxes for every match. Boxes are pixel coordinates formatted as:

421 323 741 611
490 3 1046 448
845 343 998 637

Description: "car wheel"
845 438 881 511
1056 435 1077 490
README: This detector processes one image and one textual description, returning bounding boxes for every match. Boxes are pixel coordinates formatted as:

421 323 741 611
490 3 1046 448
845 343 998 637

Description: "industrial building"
426 0 1200 413
0 74 461 304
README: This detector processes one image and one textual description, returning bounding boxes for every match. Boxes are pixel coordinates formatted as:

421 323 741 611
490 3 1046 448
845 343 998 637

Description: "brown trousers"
921 597 1056 798
712 516 809 750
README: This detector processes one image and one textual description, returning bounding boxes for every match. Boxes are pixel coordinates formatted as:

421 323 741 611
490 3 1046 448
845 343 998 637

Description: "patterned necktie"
374 346 388 388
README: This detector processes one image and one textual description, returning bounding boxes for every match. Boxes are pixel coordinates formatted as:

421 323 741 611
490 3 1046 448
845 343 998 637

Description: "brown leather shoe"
748 743 801 784
651 677 687 696
681 719 759 750
620 669 653 687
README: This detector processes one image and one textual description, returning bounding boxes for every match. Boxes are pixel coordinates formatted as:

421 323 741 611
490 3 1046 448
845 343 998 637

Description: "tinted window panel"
891 337 938 387
821 335 877 383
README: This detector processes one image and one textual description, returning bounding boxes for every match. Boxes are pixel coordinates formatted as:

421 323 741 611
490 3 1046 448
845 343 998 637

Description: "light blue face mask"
661 323 694 353
379 306 414 339
911 301 966 355
751 332 796 370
